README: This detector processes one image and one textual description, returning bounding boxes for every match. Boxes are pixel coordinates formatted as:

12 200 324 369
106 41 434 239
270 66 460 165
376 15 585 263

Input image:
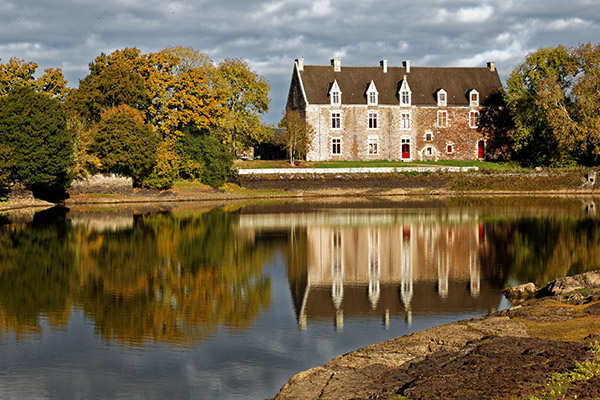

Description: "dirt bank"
271 272 600 400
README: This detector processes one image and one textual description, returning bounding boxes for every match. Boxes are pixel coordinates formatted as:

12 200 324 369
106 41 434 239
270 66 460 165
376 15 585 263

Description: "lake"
0 196 598 399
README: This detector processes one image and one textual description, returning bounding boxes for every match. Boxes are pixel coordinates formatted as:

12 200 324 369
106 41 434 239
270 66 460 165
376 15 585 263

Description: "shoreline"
271 271 600 400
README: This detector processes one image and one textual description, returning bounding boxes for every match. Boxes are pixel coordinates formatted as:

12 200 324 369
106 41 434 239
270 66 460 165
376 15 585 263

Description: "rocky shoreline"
271 271 600 400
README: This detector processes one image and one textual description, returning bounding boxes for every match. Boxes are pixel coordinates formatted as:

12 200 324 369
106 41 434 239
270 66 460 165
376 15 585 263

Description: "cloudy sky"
1 0 599 123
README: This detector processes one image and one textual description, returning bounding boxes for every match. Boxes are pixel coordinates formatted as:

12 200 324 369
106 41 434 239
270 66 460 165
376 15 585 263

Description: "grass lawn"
236 159 522 171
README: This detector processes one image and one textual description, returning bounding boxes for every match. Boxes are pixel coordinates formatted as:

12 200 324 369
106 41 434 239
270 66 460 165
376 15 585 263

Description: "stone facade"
286 58 502 162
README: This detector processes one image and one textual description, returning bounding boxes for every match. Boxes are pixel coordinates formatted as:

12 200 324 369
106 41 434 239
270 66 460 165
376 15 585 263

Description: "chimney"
296 58 304 72
487 62 496 72
331 58 341 72
403 60 411 73
380 59 388 73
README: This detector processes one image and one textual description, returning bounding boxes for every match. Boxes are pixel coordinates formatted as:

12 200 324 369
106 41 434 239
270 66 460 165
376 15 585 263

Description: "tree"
0 86 73 193
0 57 69 100
177 126 233 188
504 46 576 166
216 58 270 152
67 58 149 123
278 109 313 165
91 105 159 185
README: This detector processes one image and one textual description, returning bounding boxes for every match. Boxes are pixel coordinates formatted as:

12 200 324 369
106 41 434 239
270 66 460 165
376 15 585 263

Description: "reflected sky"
0 197 598 399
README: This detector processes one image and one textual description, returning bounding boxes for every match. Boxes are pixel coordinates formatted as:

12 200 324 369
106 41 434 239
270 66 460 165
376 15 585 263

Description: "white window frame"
331 137 342 155
331 111 342 129
329 80 342 106
424 131 433 142
367 136 379 155
437 110 448 128
469 110 479 128
469 89 479 107
368 111 378 129
399 79 412 106
366 80 378 106
437 89 447 107
400 111 411 130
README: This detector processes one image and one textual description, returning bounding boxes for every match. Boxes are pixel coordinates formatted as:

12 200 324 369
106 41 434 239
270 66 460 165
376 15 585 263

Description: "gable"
298 64 503 106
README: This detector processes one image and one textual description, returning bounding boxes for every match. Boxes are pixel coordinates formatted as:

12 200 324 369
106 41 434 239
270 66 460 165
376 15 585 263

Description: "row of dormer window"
329 79 480 108
330 110 480 130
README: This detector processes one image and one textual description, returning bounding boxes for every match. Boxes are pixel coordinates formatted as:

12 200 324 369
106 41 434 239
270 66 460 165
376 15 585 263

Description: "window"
469 110 479 128
368 136 379 155
331 112 341 129
425 132 433 142
366 80 378 105
331 91 340 105
399 78 411 106
437 89 447 107
368 112 378 129
469 90 479 107
437 110 448 127
331 137 342 155
446 143 454 153
329 80 342 106
400 112 411 129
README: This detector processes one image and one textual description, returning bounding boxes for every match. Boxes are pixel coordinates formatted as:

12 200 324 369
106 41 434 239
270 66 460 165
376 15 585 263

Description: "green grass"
312 159 519 170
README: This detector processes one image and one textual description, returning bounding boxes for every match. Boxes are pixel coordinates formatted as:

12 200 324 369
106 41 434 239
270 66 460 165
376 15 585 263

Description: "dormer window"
329 80 342 106
399 78 411 106
366 81 378 106
437 89 447 107
469 89 479 107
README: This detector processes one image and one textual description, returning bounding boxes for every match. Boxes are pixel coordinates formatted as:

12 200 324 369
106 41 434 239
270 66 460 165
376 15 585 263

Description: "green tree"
0 86 73 193
216 58 270 152
92 105 159 185
278 109 313 165
504 46 575 166
177 126 233 188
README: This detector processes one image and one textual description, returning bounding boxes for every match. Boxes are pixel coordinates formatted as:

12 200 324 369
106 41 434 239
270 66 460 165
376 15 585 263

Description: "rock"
541 270 600 296
502 282 538 300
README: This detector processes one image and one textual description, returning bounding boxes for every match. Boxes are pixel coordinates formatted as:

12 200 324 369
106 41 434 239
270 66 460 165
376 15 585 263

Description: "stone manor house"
285 58 503 161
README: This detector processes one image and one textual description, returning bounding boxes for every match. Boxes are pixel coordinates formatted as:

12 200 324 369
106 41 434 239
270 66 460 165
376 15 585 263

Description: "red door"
401 143 410 159
477 140 485 159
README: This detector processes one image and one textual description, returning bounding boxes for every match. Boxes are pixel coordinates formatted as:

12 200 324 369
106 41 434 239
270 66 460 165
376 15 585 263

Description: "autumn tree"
91 105 159 185
0 86 73 195
0 57 69 100
216 58 270 152
278 109 313 165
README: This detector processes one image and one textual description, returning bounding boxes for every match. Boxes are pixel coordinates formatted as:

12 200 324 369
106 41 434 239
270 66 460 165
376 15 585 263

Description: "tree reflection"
0 209 274 346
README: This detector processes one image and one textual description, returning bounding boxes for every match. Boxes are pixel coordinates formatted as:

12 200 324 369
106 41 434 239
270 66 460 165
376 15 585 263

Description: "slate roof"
298 64 503 106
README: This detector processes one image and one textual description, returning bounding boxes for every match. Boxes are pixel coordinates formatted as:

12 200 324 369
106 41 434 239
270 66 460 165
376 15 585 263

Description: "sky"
1 0 600 124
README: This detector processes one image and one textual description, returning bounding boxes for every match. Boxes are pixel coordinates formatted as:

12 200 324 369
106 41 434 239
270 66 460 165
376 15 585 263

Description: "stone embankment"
271 271 600 400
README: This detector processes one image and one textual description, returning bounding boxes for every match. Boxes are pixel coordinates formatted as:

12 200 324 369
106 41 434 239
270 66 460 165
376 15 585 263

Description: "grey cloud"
1 0 599 123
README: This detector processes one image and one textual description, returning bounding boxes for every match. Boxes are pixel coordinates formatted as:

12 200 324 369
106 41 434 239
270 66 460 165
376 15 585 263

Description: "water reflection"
0 208 275 346
241 211 500 331
0 198 599 346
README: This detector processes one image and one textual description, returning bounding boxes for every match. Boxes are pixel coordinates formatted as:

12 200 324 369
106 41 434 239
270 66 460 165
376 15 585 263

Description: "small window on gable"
399 79 411 106
469 89 479 107
366 80 378 106
437 89 447 107
329 80 342 106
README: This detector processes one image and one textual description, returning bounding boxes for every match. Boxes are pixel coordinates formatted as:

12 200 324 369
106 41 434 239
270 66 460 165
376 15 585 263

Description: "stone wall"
69 174 133 195
305 103 487 162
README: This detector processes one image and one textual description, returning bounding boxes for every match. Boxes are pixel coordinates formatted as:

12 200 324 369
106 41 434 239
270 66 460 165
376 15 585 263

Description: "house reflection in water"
295 221 496 331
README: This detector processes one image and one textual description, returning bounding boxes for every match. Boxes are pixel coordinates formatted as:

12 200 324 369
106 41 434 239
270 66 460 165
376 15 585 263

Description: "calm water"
0 196 599 399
